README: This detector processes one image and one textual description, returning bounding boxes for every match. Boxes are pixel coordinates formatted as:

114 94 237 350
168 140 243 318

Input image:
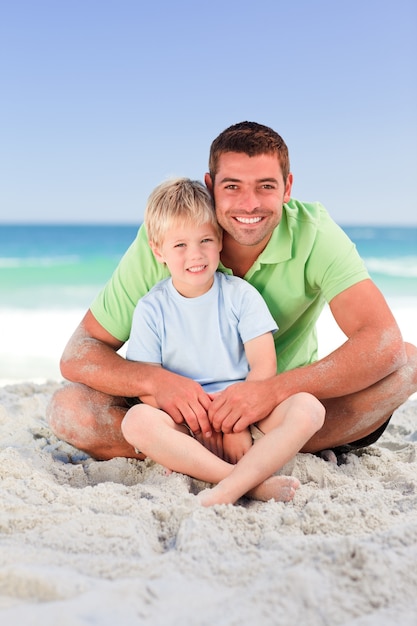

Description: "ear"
149 241 165 264
283 173 293 204
204 172 213 193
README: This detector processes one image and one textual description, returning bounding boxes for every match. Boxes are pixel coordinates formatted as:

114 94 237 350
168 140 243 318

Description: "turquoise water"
0 223 415 381
0 224 139 309
0 224 416 310
343 225 417 299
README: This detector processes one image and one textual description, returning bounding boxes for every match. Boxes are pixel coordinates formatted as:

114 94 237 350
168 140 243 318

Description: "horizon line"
1 221 417 228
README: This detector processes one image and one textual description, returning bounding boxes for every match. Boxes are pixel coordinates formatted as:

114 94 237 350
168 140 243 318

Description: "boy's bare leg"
121 404 300 504
198 392 325 506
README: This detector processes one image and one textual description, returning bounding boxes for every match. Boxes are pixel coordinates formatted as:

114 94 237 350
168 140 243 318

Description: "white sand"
1 381 417 625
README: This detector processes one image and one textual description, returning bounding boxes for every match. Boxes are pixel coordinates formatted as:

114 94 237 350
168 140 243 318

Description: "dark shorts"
124 396 142 409
331 416 392 456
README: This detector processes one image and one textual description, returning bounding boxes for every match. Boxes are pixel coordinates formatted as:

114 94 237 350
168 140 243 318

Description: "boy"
121 177 325 506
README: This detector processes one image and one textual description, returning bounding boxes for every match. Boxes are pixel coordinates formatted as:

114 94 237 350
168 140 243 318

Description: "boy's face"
151 221 222 298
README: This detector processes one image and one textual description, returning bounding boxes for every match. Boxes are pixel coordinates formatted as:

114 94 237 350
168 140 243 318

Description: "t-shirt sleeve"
90 225 169 342
235 280 278 344
307 208 370 302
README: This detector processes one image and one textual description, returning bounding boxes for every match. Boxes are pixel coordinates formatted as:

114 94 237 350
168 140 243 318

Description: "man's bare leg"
302 342 417 453
46 383 144 460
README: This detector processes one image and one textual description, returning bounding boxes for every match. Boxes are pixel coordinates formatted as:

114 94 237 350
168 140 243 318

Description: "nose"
239 187 260 212
188 242 204 258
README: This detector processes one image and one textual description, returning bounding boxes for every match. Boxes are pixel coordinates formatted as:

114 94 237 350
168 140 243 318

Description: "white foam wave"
0 255 81 268
364 256 417 277
1 298 416 386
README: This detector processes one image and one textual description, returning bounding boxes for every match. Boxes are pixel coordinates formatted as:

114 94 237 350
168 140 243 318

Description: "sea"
0 223 416 384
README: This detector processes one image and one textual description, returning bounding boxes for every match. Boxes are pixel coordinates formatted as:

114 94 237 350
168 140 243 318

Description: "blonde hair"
145 177 221 246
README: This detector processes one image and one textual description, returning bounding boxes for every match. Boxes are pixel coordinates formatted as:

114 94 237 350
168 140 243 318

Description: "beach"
1 224 417 624
2 0 416 618
1 305 417 624
0 380 417 624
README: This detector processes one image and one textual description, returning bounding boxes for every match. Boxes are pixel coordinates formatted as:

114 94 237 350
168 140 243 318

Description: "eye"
201 238 214 244
224 184 238 190
174 242 186 248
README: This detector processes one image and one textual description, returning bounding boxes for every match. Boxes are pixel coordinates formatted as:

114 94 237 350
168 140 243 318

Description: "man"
47 121 417 461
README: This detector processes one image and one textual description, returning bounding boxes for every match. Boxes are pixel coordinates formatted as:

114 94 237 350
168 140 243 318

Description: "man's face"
205 152 293 248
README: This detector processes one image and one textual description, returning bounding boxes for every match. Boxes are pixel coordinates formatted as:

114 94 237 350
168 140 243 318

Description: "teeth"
235 216 263 224
188 265 206 272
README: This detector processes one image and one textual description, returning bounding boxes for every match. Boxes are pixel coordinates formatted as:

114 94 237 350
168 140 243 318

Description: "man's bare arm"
60 309 212 434
210 280 407 433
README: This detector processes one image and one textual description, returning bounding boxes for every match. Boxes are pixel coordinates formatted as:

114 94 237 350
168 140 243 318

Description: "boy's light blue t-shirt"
126 272 278 393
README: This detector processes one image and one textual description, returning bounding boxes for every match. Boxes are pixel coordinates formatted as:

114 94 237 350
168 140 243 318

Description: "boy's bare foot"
196 475 301 507
247 475 301 503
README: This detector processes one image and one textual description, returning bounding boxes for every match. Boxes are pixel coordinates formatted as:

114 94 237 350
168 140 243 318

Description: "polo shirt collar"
247 206 293 275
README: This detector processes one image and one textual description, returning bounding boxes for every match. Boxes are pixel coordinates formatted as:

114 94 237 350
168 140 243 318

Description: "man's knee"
391 342 417 400
47 383 99 443
405 342 417 383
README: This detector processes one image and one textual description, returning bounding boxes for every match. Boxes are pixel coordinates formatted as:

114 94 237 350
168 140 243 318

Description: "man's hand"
152 369 213 437
209 379 277 434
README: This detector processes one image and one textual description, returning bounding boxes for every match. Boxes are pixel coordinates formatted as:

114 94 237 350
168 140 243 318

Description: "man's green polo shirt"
90 199 369 372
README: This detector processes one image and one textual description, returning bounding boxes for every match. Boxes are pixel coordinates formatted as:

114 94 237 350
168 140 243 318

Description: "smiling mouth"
187 265 207 273
234 216 263 224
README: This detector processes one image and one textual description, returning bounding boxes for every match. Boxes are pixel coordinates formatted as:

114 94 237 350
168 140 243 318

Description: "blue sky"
1 0 416 225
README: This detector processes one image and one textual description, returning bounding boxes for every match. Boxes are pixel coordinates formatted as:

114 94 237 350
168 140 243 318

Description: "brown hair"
208 121 290 183
145 177 221 247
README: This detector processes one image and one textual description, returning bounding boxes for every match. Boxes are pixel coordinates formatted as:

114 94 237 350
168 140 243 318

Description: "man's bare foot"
316 449 338 464
196 475 301 507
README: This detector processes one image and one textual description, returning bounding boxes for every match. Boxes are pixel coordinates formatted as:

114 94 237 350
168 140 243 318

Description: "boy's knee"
293 392 326 434
122 406 161 459
121 405 148 442
311 399 326 433
120 408 134 440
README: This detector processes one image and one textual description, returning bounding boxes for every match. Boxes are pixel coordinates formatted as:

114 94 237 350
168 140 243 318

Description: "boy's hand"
222 429 252 464
195 429 224 458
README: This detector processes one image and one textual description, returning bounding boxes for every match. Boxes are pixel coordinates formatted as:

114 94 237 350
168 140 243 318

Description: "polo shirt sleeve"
90 225 169 342
307 207 370 303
